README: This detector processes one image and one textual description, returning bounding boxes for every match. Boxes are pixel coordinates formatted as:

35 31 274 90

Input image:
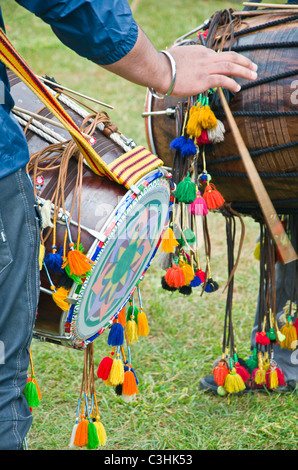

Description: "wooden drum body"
9 73 172 349
145 12 298 214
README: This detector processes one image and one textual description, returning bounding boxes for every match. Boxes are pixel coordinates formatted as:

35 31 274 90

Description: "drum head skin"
70 171 171 347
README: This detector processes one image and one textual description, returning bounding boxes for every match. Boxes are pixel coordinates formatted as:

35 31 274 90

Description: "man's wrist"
149 50 177 99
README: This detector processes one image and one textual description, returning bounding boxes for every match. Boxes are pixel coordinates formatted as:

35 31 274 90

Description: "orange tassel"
203 183 225 210
122 367 139 396
63 243 94 276
117 306 126 327
164 264 185 288
213 361 229 386
74 416 88 447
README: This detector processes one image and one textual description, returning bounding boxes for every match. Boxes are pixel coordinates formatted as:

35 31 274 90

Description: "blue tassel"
169 135 186 151
204 278 219 293
190 275 203 287
107 322 124 346
44 246 64 273
181 138 197 157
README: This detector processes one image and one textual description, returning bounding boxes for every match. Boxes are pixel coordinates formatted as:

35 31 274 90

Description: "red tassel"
196 129 212 146
203 183 225 210
235 362 250 383
276 367 286 386
97 356 113 380
255 331 270 346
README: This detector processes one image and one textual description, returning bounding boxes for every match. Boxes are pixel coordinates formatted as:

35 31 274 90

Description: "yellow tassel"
198 105 217 129
254 242 261 261
137 309 149 337
186 105 202 138
94 417 107 446
161 227 179 253
126 318 138 344
280 321 298 350
179 262 195 286
39 244 45 270
254 367 266 385
224 368 246 394
108 355 124 386
263 352 270 372
268 369 279 389
52 286 70 311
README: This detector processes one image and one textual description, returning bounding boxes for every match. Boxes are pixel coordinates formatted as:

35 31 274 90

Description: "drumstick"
13 106 95 141
242 2 298 8
36 75 114 109
217 87 297 265
234 9 298 15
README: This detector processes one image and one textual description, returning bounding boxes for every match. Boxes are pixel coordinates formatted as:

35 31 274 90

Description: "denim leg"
0 167 40 450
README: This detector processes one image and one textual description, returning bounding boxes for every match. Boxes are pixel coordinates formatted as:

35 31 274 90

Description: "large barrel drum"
145 10 298 214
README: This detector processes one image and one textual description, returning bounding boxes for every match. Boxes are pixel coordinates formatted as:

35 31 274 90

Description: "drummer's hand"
102 27 258 97
167 44 258 96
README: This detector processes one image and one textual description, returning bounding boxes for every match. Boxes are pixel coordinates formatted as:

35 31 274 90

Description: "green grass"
1 0 296 451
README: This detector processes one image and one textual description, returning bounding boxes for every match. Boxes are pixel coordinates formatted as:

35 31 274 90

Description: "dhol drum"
144 9 298 214
9 71 172 349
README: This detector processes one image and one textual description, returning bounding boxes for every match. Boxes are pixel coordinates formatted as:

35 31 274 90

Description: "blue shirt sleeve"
15 0 139 65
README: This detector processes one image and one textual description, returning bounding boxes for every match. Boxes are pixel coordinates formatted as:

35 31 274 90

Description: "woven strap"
0 28 163 189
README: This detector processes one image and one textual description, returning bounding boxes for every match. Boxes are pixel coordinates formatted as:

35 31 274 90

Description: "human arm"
15 0 257 96
102 25 258 96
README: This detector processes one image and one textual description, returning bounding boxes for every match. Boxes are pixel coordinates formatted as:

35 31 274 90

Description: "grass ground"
1 0 297 452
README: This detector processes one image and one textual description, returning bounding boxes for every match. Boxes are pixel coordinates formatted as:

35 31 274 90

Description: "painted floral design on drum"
88 205 155 322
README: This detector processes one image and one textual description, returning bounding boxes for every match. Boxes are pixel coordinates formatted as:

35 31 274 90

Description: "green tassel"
86 421 100 450
245 347 258 373
175 174 197 203
126 305 139 323
266 328 277 341
178 228 196 247
24 379 40 408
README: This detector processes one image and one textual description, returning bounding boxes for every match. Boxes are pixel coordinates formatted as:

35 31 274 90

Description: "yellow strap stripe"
108 146 163 186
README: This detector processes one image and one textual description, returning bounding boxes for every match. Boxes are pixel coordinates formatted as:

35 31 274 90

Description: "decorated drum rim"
64 168 173 349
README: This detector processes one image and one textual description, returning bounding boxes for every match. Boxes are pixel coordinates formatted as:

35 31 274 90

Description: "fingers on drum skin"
206 61 258 81
205 74 241 93
215 51 258 72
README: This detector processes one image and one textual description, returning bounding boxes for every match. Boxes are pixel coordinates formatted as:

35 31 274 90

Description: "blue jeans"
0 167 40 450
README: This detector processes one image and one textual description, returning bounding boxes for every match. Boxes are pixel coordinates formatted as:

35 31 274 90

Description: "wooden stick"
218 88 297 264
243 2 298 8
36 75 114 109
234 9 298 15
13 105 94 141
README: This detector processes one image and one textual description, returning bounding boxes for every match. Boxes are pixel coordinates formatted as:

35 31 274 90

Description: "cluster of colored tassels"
38 208 97 313
162 91 227 298
276 301 298 351
69 344 107 449
96 288 149 403
213 348 287 398
159 170 220 296
169 93 225 159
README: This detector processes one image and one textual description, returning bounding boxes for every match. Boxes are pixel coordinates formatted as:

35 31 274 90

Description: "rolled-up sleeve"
16 0 139 65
